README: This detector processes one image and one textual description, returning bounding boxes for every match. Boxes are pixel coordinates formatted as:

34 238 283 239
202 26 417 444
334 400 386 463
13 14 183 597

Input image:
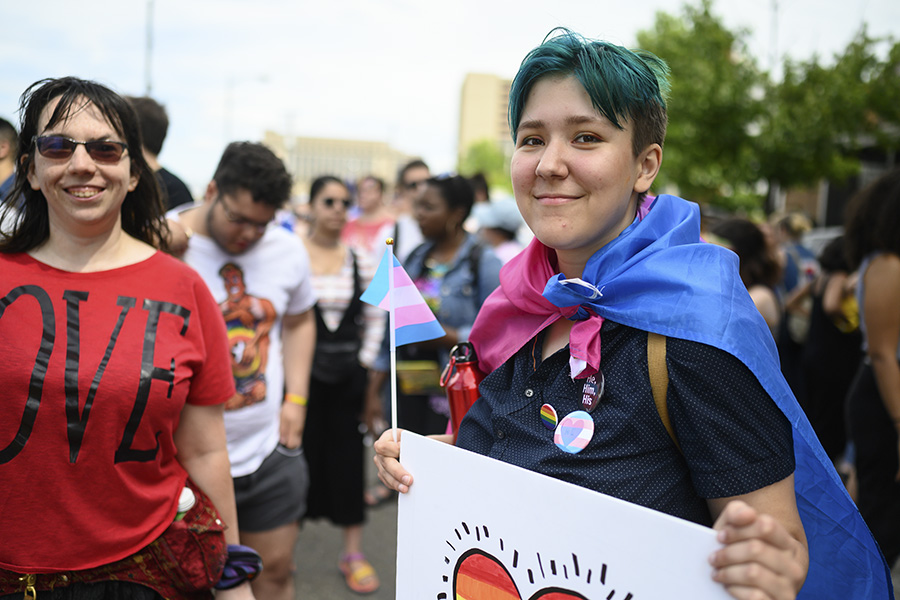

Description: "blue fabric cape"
542 194 892 598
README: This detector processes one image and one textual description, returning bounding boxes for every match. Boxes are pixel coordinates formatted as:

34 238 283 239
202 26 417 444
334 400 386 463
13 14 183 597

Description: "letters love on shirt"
0 283 194 466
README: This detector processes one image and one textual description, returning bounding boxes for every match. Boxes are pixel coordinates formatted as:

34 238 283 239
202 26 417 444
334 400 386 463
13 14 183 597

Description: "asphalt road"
293 446 398 600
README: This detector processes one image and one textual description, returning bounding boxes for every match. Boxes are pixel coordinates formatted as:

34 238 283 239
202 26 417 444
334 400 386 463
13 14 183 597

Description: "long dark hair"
710 218 782 289
0 77 167 253
843 167 900 269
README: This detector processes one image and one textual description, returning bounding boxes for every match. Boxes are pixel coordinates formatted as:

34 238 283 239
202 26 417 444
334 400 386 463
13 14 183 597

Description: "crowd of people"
0 27 898 600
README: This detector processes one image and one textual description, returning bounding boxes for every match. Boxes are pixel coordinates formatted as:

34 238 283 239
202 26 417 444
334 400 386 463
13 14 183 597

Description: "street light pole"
144 0 154 95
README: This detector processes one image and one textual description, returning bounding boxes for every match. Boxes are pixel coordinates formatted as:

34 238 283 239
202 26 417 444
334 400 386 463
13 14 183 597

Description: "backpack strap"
647 332 681 452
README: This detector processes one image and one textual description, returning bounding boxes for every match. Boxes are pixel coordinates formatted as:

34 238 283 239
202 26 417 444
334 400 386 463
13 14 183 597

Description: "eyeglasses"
216 195 272 231
321 197 352 210
33 135 129 164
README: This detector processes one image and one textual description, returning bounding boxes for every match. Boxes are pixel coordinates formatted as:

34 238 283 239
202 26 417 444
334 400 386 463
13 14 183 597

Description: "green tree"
457 139 512 194
757 30 900 191
637 0 766 211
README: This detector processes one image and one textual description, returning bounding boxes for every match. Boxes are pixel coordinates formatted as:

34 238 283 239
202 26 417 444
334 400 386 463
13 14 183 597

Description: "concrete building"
457 73 513 165
263 130 413 201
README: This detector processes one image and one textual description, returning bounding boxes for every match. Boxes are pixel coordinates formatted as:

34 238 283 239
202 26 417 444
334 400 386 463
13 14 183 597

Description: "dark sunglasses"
33 135 129 164
321 197 352 209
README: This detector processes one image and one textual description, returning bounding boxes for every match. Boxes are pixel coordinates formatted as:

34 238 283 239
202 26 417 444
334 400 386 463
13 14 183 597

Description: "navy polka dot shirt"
456 320 794 526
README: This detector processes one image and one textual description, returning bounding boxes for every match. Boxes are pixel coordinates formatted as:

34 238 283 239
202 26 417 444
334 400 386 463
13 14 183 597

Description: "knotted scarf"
468 194 892 598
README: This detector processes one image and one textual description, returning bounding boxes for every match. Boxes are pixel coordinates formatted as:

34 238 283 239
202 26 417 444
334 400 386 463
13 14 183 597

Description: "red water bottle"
441 342 485 442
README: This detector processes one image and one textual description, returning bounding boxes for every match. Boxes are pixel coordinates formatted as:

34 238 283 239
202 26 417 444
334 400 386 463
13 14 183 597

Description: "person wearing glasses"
170 142 316 600
374 30 892 599
390 158 429 262
300 175 385 594
0 77 254 599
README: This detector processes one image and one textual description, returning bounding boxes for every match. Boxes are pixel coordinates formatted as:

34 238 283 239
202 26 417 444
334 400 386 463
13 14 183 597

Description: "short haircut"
508 28 671 157
1 77 166 253
212 142 292 209
468 172 489 200
426 174 475 222
0 117 17 147
397 158 429 187
126 96 169 155
843 167 900 269
309 175 346 203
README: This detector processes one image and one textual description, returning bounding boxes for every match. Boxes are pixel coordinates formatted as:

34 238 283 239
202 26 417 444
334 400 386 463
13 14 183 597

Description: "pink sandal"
339 552 380 594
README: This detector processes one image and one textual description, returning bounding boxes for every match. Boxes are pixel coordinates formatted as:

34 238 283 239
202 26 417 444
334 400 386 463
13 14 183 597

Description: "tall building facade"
264 130 413 200
457 73 513 165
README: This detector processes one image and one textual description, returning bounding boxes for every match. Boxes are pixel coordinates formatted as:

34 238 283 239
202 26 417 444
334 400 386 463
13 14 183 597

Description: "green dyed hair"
508 28 671 156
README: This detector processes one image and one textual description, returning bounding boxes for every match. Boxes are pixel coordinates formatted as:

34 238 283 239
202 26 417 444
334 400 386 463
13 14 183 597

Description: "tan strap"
647 332 681 451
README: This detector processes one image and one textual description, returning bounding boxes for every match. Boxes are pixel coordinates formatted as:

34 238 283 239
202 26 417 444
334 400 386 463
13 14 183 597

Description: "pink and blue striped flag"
361 247 444 347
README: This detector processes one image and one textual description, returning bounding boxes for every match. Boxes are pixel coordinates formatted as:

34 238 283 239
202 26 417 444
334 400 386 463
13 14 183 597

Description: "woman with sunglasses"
0 78 253 599
300 176 385 594
366 174 503 436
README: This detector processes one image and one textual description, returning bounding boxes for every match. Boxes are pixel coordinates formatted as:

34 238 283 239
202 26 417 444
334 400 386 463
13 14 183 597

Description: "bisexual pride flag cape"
469 195 892 598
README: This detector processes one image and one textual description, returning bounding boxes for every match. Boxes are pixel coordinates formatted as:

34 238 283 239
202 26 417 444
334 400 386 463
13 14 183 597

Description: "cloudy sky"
2 0 897 197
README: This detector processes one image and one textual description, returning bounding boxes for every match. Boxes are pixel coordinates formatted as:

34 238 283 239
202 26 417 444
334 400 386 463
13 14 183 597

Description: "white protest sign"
396 432 731 599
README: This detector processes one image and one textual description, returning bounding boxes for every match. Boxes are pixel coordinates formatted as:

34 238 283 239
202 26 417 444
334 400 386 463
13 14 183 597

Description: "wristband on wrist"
285 393 307 406
215 544 263 590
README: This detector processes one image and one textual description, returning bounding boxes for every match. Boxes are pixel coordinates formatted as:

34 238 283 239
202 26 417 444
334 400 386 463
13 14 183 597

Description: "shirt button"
496 430 505 439
524 388 534 398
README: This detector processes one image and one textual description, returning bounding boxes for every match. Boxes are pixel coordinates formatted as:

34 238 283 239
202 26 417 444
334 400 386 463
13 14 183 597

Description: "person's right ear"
204 180 219 204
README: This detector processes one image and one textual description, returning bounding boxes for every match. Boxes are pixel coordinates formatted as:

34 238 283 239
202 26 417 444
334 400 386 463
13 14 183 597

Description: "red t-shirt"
0 252 235 572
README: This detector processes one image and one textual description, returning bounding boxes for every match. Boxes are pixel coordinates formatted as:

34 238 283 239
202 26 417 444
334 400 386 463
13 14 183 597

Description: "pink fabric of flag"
361 247 444 347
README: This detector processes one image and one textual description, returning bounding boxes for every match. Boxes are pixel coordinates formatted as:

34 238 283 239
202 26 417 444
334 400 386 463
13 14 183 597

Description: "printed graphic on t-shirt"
218 263 276 410
415 268 446 315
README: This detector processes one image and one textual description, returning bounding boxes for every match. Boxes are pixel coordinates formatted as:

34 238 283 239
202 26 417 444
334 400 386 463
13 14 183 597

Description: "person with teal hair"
507 28 670 169
375 29 892 599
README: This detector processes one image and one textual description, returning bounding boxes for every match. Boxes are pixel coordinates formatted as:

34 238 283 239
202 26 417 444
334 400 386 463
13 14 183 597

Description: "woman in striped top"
300 175 385 594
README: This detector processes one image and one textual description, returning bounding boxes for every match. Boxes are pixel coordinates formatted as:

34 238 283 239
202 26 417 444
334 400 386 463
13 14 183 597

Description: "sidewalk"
293 447 398 599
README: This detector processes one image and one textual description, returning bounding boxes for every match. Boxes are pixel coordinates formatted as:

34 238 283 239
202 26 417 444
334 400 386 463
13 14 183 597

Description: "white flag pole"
387 238 399 442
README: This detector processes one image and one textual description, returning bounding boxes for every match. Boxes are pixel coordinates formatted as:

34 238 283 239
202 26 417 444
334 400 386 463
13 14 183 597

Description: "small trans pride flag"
361 244 444 347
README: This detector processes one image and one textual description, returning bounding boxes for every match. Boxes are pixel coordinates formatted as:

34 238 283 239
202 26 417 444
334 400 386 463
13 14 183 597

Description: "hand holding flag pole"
361 239 445 441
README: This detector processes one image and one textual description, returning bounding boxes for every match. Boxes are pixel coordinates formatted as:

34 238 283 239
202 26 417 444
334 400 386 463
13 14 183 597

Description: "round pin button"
580 370 605 413
554 410 595 454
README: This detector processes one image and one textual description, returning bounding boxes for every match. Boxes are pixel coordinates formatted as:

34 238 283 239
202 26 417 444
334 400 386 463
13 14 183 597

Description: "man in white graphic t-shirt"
170 142 315 600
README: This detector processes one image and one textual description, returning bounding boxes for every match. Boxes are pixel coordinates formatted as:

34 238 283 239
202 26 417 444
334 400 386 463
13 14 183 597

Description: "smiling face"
510 75 660 273
26 96 138 239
